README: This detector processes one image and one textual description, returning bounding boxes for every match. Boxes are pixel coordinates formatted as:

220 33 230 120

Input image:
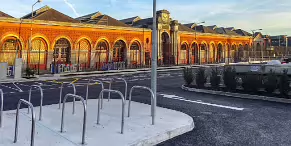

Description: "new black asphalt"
1 70 291 146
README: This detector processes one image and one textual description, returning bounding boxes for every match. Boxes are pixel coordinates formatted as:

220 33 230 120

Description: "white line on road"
160 93 244 111
13 82 24 92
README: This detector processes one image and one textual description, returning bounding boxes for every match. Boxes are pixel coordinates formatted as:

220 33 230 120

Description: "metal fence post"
59 82 64 109
14 99 36 146
97 89 125 134
61 94 87 145
28 85 43 121
71 83 77 114
0 89 3 128
128 86 156 125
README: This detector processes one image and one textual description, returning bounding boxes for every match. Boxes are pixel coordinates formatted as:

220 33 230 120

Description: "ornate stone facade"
0 7 252 71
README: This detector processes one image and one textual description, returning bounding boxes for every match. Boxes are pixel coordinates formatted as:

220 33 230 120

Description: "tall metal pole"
286 37 288 56
151 0 157 112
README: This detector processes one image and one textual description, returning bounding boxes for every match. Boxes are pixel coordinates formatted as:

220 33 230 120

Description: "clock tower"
156 10 178 65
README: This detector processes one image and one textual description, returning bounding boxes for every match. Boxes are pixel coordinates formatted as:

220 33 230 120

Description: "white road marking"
160 93 244 111
0 84 21 92
13 82 24 92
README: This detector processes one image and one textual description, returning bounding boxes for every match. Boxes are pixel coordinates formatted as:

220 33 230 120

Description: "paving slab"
0 99 194 146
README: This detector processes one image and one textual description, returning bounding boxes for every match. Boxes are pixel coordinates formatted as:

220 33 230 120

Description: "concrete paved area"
2 70 291 145
0 99 194 146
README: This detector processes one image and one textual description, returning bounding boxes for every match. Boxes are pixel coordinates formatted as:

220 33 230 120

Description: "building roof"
178 24 195 32
183 23 196 29
21 5 79 23
131 17 153 28
75 11 102 22
213 27 239 35
193 25 217 34
119 16 141 25
0 11 13 18
79 13 129 27
234 29 252 36
207 25 217 30
225 27 235 31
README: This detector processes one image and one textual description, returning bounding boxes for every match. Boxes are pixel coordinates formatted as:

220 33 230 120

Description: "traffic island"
0 99 194 146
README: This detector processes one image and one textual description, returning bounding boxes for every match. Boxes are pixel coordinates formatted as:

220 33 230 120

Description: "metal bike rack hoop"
86 79 104 108
128 86 156 125
61 94 87 145
58 82 76 113
97 89 125 134
14 99 36 146
28 85 43 121
107 78 128 102
0 89 3 128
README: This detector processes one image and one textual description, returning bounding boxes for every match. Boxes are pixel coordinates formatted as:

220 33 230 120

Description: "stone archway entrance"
113 40 127 62
217 44 223 63
53 38 71 64
161 32 172 65
191 43 199 64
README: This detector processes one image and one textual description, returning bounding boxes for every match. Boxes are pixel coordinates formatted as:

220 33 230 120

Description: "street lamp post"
194 21 205 65
151 0 157 114
29 0 42 73
251 29 262 62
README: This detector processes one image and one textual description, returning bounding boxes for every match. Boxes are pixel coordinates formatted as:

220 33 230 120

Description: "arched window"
29 38 48 70
191 43 199 64
200 43 207 64
75 39 90 67
180 43 188 64
130 41 141 65
0 37 21 65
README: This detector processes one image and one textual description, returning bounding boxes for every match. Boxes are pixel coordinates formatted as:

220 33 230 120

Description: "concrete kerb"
181 84 291 104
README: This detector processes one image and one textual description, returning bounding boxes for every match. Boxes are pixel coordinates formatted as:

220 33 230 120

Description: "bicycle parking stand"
86 79 104 108
97 89 125 134
28 85 44 121
107 77 128 102
61 94 87 145
128 86 156 125
0 89 3 128
58 82 76 113
14 99 36 146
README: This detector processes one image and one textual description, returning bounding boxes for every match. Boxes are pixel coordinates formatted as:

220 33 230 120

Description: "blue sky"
1 0 291 35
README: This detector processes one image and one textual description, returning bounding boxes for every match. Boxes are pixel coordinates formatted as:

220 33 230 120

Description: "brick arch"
113 37 128 49
95 37 111 49
0 33 25 50
52 35 73 50
75 36 93 50
129 38 143 49
31 34 50 50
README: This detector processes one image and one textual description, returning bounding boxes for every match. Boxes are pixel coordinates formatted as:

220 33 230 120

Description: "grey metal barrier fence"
128 86 156 125
0 89 3 128
86 79 104 108
97 89 125 134
28 85 43 121
14 99 36 146
108 78 127 101
61 94 87 145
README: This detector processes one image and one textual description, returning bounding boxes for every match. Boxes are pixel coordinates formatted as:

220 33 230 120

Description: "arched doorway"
113 40 127 62
180 43 189 64
210 43 215 63
0 37 22 66
217 43 223 63
130 41 141 67
76 39 91 70
30 38 48 70
200 43 207 64
191 42 199 64
53 38 71 64
161 32 171 65
95 39 109 70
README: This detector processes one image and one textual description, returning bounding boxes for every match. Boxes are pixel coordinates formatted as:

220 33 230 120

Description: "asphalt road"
1 70 291 146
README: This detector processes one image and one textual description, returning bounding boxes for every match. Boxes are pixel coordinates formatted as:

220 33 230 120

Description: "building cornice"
178 31 251 39
0 17 152 32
